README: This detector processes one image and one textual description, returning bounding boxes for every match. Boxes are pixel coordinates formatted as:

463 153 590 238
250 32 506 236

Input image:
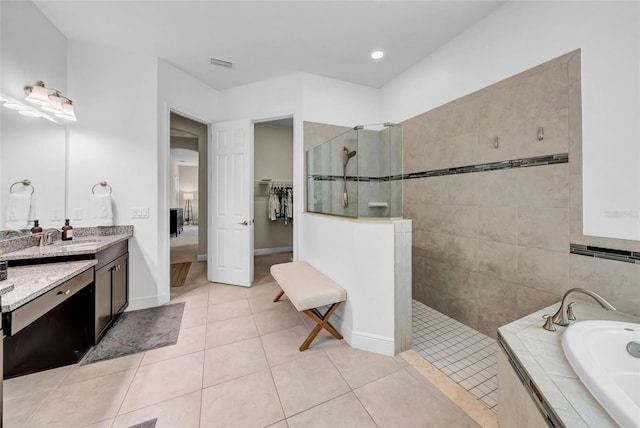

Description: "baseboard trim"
254 246 293 256
197 254 207 261
126 292 170 312
330 312 394 356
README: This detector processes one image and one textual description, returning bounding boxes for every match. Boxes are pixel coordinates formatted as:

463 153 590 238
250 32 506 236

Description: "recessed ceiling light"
371 50 384 60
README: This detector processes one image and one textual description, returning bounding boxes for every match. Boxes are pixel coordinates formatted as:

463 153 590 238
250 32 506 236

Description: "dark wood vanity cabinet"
94 242 129 344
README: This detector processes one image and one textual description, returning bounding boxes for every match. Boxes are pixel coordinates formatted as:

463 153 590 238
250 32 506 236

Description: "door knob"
239 221 249 226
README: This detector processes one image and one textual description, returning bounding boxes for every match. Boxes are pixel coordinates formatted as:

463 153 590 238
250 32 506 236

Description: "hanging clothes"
268 184 293 224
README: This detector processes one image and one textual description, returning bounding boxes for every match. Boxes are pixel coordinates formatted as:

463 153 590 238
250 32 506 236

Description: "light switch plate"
73 208 82 220
50 208 62 221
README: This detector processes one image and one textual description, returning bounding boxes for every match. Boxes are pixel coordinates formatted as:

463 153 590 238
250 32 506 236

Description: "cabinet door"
95 262 114 341
112 253 129 316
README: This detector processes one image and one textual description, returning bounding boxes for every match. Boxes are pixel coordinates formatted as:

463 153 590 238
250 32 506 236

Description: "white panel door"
208 119 254 287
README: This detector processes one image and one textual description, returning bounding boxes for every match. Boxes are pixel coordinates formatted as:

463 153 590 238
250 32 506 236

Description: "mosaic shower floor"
412 299 499 413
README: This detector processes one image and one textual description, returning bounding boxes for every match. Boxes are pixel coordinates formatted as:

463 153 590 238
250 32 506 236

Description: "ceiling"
35 1 505 90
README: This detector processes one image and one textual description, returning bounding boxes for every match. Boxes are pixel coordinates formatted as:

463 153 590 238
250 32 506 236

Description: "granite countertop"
498 301 640 427
1 260 97 312
0 233 131 261
0 281 15 297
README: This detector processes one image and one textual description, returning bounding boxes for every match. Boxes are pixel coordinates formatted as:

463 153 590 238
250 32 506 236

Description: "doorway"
253 117 294 284
169 112 208 294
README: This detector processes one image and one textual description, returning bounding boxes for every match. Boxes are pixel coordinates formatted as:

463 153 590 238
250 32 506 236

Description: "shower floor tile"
412 299 499 414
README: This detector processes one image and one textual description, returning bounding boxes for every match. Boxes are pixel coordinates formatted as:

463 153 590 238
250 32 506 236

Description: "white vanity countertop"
0 233 131 261
498 301 640 427
1 260 97 312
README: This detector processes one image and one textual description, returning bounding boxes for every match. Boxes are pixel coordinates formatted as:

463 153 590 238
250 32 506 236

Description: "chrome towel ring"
91 181 112 195
9 180 35 195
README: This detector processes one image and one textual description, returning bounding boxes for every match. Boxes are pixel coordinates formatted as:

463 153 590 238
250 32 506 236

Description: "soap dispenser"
61 219 73 241
31 220 43 233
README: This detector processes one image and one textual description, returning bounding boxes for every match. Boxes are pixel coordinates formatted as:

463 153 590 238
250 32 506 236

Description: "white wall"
299 213 411 355
380 1 640 242
67 41 161 310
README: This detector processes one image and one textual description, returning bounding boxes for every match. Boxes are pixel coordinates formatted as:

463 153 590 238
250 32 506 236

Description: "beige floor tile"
286 392 376 428
141 324 206 365
25 369 135 428
266 420 289 428
205 314 258 349
3 365 72 399
261 324 345 367
271 353 350 417
200 369 284 427
83 419 114 428
62 353 143 386
355 367 480 428
207 298 252 323
3 390 50 428
248 282 286 314
120 352 204 414
113 390 201 428
253 302 303 336
326 345 406 389
208 284 248 305
170 287 210 309
180 305 208 329
203 337 269 387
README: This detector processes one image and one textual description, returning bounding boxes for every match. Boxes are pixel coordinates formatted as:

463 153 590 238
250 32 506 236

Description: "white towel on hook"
91 193 113 226
5 192 32 229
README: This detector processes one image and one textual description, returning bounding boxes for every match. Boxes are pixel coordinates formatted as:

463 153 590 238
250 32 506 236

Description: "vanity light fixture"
24 80 77 121
371 50 384 60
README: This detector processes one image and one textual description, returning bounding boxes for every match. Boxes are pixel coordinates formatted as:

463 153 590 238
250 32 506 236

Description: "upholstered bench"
271 261 347 351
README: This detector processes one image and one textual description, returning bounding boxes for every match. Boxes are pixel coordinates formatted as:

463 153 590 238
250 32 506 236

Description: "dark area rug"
170 261 192 287
128 418 157 428
81 303 185 365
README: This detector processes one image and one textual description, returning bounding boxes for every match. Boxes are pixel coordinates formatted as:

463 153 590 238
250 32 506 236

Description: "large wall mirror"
0 0 68 240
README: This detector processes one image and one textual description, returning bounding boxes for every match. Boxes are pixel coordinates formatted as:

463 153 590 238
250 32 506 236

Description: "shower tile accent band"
307 153 568 183
570 243 640 265
404 153 568 180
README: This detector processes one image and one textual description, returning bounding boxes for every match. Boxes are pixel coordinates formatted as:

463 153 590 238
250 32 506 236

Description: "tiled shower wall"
402 50 640 337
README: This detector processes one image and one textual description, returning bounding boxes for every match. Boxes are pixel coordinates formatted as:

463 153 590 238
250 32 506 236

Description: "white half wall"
380 1 640 242
299 213 411 355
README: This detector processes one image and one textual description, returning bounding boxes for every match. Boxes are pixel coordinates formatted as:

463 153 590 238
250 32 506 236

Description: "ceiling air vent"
210 57 233 68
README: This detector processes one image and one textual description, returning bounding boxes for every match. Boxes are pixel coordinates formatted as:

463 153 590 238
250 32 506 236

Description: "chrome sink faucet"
551 288 616 326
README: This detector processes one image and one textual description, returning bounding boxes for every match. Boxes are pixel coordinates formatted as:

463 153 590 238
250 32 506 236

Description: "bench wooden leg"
273 290 285 302
300 302 343 351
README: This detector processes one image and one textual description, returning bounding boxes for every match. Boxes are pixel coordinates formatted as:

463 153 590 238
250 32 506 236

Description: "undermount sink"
55 239 100 250
562 320 640 427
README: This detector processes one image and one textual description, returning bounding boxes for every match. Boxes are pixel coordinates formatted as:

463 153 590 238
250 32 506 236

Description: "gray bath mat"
81 303 185 365
128 418 157 428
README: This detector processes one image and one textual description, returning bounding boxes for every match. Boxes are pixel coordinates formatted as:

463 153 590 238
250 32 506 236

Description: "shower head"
343 147 357 159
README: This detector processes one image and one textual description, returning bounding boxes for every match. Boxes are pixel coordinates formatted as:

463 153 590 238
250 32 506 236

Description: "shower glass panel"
306 123 402 218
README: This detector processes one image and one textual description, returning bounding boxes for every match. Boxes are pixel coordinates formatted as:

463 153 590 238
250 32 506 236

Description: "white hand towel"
5 192 32 229
91 193 113 226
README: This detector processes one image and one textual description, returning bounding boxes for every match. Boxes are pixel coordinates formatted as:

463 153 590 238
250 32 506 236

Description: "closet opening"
169 112 208 292
253 117 294 284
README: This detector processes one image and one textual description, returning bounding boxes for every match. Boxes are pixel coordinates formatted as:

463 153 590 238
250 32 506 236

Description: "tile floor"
4 252 482 428
412 300 498 412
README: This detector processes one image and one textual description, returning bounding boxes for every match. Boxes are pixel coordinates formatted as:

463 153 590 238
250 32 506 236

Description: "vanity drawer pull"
57 290 71 296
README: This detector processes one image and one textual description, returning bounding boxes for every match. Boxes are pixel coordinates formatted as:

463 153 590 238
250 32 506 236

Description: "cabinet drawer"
95 240 128 270
5 268 94 336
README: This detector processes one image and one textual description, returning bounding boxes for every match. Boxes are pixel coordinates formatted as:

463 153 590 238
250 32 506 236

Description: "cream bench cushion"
270 261 346 311
271 261 347 351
